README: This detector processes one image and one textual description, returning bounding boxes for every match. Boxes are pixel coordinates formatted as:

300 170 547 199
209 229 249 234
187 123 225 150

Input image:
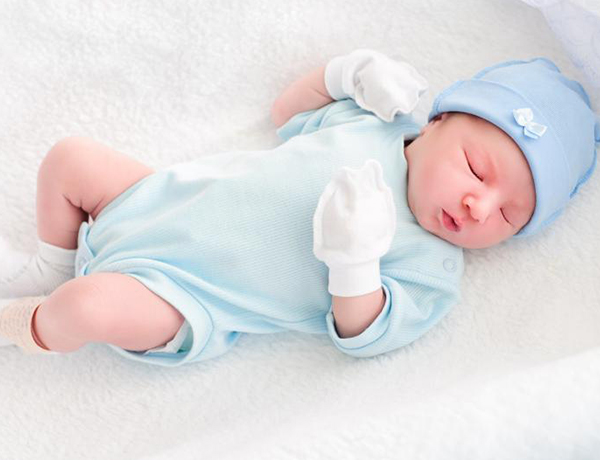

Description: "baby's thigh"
54 272 185 351
40 136 155 220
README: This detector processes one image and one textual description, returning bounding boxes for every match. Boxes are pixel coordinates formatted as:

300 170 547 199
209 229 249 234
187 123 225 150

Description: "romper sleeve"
276 99 375 142
325 270 461 358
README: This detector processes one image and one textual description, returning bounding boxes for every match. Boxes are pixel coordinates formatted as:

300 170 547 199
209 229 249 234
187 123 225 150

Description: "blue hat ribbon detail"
513 107 547 139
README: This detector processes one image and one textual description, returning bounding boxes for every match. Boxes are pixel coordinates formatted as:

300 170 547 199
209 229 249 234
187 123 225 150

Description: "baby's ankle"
31 306 51 351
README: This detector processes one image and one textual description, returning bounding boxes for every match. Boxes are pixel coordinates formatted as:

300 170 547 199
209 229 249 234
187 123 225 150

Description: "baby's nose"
462 194 494 224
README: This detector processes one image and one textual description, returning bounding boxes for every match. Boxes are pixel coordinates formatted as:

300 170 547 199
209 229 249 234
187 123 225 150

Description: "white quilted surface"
0 0 598 459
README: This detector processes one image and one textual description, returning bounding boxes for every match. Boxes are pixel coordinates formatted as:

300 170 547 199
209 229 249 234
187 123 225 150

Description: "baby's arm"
314 160 397 339
332 288 386 338
270 66 333 128
273 50 429 127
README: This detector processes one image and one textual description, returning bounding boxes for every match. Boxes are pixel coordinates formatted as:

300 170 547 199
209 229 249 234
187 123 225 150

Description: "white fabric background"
0 1 598 459
521 0 600 92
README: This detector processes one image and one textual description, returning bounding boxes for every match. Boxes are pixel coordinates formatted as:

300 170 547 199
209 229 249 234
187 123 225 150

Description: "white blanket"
0 0 598 458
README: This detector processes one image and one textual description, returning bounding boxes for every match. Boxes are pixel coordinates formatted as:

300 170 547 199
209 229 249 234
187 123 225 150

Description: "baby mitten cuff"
328 260 381 298
0 296 57 354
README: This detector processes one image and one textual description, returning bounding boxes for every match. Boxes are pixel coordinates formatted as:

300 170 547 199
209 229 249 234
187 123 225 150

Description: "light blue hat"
428 58 600 237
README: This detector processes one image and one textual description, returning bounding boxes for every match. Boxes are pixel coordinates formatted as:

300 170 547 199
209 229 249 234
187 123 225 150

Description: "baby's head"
404 58 599 249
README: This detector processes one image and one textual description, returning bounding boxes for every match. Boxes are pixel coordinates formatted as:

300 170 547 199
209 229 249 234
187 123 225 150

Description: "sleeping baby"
0 49 597 367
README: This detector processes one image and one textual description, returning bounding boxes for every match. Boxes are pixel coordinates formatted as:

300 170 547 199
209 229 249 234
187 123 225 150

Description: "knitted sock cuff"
0 296 56 354
37 239 77 267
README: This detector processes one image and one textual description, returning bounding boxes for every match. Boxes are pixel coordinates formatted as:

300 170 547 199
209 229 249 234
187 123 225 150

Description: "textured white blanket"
0 1 598 459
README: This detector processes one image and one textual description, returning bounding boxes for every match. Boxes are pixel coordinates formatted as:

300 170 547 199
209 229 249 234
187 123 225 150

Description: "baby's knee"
46 279 116 342
39 136 94 183
48 274 185 351
33 279 112 352
48 136 95 157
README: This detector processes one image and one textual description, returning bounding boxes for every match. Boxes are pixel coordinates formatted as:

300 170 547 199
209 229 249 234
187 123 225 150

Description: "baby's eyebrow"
483 147 498 179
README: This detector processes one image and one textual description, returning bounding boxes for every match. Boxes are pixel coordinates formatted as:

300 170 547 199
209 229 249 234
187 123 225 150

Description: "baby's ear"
434 112 452 123
422 112 451 135
421 113 442 135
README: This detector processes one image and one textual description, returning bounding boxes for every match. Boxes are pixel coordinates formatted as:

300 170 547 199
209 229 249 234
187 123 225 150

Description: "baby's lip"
442 209 462 232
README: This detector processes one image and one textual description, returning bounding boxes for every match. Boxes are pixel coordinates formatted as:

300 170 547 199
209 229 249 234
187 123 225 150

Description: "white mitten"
324 49 428 122
313 159 397 297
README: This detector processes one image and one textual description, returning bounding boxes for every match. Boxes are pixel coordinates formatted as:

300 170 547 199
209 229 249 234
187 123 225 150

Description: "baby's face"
404 112 536 249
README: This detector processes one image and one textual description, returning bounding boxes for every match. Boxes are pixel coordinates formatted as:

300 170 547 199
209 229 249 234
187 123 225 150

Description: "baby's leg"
0 137 155 297
36 136 155 249
32 272 185 353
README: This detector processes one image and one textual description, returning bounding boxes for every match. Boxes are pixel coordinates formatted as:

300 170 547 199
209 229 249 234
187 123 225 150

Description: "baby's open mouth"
442 209 461 232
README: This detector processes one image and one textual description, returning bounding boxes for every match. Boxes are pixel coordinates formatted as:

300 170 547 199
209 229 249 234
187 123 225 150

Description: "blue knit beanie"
428 58 600 237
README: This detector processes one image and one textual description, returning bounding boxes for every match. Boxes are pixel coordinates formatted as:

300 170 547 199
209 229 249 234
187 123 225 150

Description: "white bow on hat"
513 107 548 139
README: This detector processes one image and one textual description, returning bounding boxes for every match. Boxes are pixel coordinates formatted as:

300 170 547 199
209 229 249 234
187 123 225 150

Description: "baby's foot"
0 236 76 297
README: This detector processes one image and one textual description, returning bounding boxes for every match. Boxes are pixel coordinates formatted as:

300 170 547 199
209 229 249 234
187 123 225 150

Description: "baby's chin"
429 228 466 247
422 220 492 249
440 233 505 249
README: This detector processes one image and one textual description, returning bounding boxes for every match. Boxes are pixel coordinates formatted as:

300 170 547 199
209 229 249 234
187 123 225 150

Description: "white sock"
0 236 76 298
0 297 18 347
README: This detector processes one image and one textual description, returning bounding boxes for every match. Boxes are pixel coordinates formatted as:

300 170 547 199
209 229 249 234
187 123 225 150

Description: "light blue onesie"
74 99 464 367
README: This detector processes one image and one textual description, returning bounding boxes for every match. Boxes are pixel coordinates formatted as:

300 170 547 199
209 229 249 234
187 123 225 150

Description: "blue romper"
74 100 464 367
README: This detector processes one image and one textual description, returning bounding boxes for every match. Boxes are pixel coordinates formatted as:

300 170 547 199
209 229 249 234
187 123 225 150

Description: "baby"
0 50 597 367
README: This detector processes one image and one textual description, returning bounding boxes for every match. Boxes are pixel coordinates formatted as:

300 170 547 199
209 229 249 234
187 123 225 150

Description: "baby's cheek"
422 169 450 200
469 221 512 249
